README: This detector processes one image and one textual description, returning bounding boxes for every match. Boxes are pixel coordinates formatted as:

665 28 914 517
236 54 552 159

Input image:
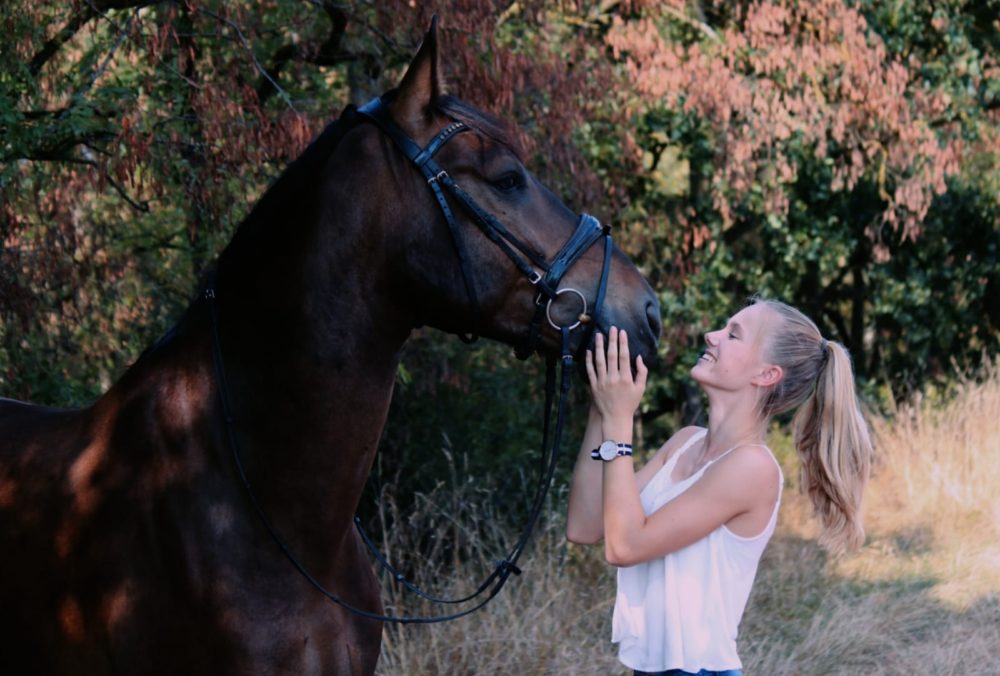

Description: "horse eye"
492 172 524 193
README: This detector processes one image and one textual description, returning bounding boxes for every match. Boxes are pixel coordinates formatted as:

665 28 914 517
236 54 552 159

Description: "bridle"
357 97 613 360
203 97 615 624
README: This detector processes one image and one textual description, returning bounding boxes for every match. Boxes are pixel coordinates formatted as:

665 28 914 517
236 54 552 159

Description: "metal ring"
545 287 588 331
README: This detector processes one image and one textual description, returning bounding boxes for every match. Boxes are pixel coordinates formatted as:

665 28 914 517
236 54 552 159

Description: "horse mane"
219 107 362 267
130 108 363 368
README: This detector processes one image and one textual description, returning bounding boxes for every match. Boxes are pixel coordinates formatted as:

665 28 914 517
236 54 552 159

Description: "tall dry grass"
373 364 1000 674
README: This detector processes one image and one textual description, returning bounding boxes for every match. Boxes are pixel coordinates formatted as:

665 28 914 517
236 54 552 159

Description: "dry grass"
374 364 1000 674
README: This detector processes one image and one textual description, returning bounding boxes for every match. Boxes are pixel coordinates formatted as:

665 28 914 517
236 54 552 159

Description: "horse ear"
390 17 444 131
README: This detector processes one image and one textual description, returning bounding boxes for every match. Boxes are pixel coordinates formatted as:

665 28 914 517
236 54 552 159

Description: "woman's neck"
702 390 769 459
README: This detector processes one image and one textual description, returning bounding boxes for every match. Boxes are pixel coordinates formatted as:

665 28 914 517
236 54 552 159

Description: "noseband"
204 98 617 625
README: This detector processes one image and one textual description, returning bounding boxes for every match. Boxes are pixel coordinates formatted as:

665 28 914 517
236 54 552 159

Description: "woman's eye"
492 172 524 193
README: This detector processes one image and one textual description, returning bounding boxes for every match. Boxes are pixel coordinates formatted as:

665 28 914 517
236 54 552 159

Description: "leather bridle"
204 97 616 624
356 97 613 361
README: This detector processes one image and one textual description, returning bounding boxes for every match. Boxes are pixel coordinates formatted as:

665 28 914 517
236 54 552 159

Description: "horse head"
339 20 661 364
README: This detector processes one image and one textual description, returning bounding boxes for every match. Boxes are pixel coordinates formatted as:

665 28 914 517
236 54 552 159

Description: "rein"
204 98 613 624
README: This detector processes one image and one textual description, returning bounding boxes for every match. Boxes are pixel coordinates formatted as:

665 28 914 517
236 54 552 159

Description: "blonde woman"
567 299 872 676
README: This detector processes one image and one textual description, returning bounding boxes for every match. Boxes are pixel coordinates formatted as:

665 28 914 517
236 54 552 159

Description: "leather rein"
204 97 613 624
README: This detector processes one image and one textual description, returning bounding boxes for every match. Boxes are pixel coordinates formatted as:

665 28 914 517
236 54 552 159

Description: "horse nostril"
645 301 662 340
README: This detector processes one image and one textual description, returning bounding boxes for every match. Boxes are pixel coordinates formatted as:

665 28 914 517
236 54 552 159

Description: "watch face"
599 440 618 461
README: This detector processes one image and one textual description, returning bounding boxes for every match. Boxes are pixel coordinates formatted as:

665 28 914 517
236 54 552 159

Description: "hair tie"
819 338 830 362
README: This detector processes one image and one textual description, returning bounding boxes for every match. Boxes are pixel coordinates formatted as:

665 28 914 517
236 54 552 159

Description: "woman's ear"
754 364 784 388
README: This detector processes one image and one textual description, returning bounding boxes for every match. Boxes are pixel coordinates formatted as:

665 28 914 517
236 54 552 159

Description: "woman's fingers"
607 327 619 377
594 331 606 380
596 327 645 386
585 349 597 388
619 329 630 376
636 354 648 390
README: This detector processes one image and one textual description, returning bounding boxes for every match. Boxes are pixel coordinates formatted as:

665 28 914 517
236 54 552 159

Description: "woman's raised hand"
585 327 648 428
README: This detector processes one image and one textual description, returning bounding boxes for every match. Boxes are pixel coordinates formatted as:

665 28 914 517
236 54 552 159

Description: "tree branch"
11 126 117 164
253 2 353 106
29 7 98 76
103 172 151 212
722 216 757 246
21 154 150 213
197 6 299 111
822 306 850 346
662 2 720 42
28 0 162 76
70 10 134 102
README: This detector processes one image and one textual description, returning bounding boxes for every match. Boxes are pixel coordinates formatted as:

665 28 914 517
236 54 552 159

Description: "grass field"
375 364 1000 675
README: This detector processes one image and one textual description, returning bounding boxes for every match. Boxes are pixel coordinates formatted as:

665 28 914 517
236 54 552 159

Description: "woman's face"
690 303 774 392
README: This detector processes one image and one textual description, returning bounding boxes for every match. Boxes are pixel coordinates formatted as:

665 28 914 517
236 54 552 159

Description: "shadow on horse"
0 20 660 675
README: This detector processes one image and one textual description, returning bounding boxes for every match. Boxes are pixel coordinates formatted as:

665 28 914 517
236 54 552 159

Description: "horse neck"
91 120 421 564
204 164 414 560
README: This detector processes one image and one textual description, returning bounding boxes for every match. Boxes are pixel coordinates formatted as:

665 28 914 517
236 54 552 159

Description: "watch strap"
591 442 633 460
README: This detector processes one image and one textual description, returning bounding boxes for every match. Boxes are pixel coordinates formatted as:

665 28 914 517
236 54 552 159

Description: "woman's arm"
565 404 607 544
569 328 698 545
601 443 779 566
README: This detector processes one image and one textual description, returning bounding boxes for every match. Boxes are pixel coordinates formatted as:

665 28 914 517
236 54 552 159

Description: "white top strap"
660 428 707 476
709 442 771 466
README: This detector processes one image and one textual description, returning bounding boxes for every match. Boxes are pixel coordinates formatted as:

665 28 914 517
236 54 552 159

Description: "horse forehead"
440 129 503 168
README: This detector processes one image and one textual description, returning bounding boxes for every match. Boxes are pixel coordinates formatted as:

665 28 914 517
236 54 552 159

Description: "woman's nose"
705 330 720 346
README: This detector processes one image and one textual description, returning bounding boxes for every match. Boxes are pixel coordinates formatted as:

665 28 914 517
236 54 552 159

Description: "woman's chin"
690 364 708 385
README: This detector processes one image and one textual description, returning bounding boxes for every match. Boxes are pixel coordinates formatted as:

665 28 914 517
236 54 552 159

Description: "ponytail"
791 341 872 552
755 300 873 553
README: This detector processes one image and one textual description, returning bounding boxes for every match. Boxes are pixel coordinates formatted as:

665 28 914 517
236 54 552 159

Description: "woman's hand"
586 327 648 439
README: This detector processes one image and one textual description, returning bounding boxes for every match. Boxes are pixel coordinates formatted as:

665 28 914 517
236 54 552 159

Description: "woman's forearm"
566 404 607 543
601 413 647 566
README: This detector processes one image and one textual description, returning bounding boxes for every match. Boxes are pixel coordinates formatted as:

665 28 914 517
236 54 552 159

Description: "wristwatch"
591 440 633 462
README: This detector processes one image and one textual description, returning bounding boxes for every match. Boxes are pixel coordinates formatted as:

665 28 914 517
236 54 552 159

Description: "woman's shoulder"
703 442 783 494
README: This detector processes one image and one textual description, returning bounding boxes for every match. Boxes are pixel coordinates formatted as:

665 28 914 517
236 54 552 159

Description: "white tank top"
612 429 782 672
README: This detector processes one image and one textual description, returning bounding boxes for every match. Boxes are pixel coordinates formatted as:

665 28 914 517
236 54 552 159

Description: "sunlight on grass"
861 361 1000 610
375 361 1000 674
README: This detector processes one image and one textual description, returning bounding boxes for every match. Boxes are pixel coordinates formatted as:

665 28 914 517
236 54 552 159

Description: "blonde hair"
755 299 873 553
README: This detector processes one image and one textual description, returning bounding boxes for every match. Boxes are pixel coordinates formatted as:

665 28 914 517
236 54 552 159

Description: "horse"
0 21 660 675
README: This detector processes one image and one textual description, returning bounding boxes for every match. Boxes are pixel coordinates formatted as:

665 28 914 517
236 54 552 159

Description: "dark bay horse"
0 23 660 676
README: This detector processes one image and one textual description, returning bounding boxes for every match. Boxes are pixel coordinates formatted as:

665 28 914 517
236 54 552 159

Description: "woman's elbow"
604 539 640 567
566 522 602 545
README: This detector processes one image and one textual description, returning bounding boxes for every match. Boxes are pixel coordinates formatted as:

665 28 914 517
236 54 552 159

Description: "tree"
1 0 997 469
595 0 999 423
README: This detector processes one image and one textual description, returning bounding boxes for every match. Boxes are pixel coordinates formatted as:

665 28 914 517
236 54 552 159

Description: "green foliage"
1 0 998 499
597 0 1000 423
363 333 590 521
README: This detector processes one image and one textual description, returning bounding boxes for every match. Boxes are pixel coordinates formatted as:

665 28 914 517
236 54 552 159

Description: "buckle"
427 170 448 185
527 270 542 285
